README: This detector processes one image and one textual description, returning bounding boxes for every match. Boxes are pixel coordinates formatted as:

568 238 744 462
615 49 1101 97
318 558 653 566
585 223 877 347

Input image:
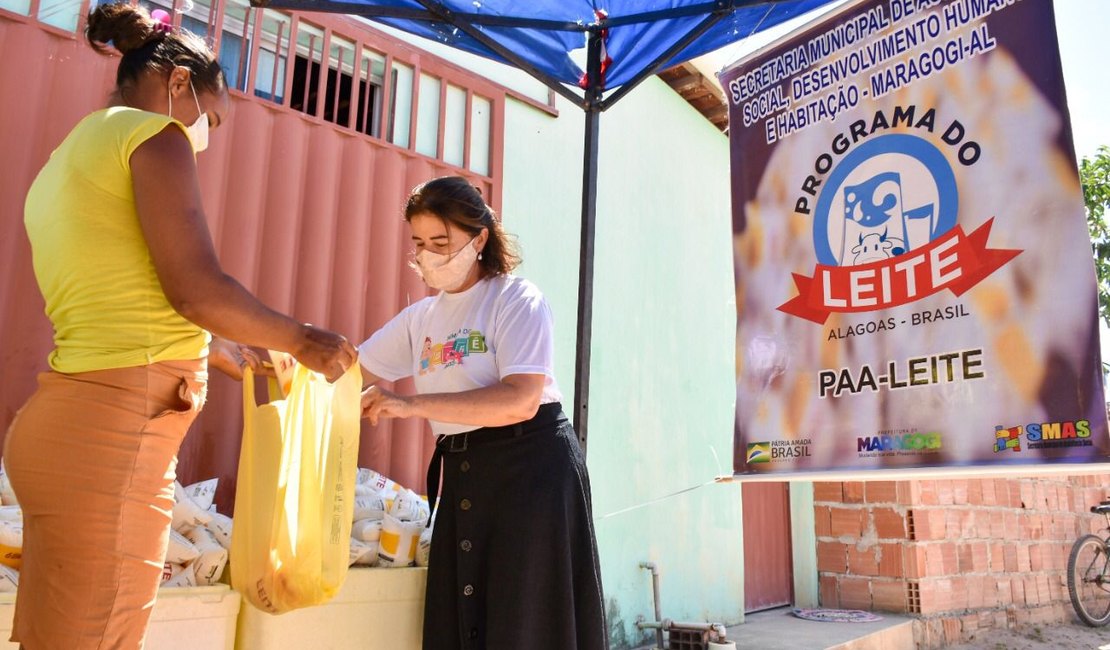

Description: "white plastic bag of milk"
353 494 386 522
351 519 382 543
355 468 398 495
207 512 233 549
0 520 22 570
348 539 379 567
186 526 228 586
268 350 298 398
172 481 212 532
377 514 426 568
162 562 197 588
184 479 218 511
389 488 429 522
165 529 200 565
0 565 19 592
416 527 433 568
0 461 17 506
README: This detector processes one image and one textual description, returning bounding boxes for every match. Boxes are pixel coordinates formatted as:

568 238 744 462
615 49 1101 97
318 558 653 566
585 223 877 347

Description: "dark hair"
405 176 521 277
86 3 225 97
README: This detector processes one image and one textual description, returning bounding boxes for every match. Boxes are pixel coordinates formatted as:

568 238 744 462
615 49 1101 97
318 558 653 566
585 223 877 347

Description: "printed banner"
722 0 1109 476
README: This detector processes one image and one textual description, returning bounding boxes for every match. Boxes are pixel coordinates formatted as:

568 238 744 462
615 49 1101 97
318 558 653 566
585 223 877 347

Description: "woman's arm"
361 374 545 427
361 365 384 388
130 127 355 380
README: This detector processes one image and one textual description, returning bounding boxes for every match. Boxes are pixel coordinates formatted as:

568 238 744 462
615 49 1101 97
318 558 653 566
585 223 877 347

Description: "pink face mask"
413 237 479 291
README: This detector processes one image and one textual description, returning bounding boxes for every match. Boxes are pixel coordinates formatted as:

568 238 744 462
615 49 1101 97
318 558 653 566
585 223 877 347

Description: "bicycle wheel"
1068 534 1110 626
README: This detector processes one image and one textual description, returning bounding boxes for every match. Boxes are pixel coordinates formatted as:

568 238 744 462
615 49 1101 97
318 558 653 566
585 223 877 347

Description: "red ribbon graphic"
778 219 1021 324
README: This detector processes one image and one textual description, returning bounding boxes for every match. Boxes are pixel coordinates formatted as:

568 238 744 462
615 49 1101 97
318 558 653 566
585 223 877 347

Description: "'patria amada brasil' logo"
779 105 1022 324
746 440 812 465
746 443 770 464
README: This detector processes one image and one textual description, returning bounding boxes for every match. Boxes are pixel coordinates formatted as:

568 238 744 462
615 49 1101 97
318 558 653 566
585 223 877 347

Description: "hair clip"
151 9 173 33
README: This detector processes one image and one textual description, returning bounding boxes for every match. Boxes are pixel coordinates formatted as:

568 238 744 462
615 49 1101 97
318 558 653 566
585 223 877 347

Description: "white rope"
594 479 719 521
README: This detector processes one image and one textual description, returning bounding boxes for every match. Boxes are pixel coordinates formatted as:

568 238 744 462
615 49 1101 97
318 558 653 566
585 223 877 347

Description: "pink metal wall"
0 10 507 513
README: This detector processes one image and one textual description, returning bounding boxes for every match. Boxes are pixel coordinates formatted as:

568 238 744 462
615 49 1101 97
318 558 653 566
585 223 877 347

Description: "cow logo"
746 443 771 464
779 109 1022 325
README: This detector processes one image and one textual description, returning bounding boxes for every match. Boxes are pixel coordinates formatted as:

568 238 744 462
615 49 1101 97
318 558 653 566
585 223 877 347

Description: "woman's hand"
293 325 358 382
209 338 271 381
361 385 413 425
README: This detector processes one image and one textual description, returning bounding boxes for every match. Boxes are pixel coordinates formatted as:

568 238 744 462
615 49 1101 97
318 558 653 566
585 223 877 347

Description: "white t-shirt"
358 274 564 435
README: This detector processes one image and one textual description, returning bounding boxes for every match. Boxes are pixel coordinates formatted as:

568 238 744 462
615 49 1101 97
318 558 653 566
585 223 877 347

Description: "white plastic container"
0 584 240 650
147 585 241 649
235 567 427 650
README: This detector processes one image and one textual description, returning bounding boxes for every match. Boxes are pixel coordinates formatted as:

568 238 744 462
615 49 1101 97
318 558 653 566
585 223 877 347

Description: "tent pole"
573 29 603 453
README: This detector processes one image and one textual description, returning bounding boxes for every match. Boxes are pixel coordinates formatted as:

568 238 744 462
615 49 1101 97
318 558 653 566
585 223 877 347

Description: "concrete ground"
636 608 1110 649
727 607 914 649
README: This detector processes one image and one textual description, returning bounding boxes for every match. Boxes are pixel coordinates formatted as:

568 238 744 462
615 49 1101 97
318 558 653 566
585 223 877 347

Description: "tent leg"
574 104 600 453
573 28 603 454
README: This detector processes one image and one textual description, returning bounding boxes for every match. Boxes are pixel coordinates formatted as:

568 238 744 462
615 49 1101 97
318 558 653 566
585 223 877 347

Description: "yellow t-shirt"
24 107 210 373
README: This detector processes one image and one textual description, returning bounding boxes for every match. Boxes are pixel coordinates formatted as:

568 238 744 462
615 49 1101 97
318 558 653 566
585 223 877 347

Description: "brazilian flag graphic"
746 443 771 464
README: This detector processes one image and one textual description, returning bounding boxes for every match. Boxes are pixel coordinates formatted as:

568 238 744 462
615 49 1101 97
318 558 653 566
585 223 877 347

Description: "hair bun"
86 2 159 55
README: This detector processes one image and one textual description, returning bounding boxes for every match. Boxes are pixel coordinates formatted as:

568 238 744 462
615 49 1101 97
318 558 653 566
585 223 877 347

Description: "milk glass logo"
815 135 955 268
779 107 1020 324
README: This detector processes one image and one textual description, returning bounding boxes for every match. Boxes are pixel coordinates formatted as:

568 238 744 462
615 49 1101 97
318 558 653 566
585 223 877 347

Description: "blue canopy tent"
248 0 839 449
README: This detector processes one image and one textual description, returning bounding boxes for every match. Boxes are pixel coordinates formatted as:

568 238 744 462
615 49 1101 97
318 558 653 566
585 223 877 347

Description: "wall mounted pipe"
638 562 664 649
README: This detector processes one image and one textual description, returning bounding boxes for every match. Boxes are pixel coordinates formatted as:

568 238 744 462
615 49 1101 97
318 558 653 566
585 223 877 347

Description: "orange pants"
3 359 206 650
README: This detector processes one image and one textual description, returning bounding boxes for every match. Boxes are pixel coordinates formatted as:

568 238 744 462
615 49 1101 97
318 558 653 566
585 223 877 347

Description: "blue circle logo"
813 134 958 267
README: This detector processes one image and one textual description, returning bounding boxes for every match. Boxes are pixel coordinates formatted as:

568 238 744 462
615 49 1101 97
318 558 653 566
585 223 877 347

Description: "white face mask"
169 79 209 153
413 237 480 291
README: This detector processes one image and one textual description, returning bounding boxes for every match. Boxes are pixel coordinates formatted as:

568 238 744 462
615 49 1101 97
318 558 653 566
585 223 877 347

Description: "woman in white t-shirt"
358 176 607 650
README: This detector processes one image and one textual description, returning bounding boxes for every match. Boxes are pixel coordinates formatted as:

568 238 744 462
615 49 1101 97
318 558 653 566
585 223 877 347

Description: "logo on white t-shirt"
419 328 488 375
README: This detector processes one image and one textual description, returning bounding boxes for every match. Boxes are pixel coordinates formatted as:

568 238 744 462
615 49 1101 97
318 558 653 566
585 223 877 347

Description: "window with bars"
355 48 386 138
254 10 289 104
227 13 490 171
11 0 83 31
0 0 497 177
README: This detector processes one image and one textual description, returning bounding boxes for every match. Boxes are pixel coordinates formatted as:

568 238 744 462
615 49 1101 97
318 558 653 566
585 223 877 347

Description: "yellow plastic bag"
231 362 361 614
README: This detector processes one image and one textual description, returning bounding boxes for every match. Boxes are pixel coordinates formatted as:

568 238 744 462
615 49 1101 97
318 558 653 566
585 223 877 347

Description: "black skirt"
422 404 608 650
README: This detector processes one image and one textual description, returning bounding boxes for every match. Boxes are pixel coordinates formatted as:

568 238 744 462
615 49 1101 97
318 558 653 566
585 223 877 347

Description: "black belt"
425 402 564 526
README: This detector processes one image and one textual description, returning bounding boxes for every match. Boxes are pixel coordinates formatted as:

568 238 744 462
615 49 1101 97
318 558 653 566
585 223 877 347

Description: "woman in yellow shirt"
5 3 357 648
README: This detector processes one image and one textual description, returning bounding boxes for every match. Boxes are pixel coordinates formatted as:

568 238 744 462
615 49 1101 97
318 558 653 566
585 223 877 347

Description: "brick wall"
813 475 1110 648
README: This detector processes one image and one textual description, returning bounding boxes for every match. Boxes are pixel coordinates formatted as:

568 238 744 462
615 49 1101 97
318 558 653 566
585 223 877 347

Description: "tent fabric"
257 0 839 91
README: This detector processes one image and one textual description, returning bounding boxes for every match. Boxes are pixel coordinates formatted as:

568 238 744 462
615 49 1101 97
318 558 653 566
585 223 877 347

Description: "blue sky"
1055 0 1110 160
1055 0 1110 373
